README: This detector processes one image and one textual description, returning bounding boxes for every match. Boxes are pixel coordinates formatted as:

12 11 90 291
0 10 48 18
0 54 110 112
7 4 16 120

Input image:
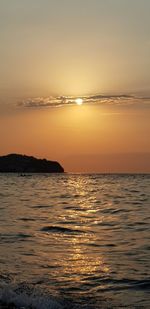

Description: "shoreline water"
0 174 150 308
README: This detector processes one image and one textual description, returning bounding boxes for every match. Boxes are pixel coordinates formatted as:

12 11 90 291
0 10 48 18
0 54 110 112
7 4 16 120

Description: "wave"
40 225 86 234
0 274 149 309
89 277 150 292
0 281 63 309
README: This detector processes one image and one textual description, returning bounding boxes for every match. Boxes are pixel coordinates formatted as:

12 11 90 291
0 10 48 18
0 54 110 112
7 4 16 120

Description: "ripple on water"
0 174 150 308
40 225 87 235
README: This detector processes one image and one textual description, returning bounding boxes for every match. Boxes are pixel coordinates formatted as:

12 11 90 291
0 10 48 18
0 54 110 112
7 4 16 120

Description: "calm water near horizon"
0 174 150 308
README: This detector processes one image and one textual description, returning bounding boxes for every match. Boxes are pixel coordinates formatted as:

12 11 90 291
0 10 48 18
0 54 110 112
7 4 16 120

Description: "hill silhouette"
0 154 64 173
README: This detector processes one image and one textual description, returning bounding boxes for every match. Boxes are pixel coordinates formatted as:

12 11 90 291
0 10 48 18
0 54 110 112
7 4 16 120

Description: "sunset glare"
75 98 83 106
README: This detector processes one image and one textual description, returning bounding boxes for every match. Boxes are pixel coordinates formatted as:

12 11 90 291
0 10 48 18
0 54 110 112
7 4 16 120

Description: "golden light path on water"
45 175 111 290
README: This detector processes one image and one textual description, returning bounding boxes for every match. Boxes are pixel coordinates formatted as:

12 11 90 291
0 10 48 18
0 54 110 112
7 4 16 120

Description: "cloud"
18 94 150 109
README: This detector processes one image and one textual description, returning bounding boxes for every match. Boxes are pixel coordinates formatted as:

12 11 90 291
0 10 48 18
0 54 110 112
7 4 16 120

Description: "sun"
75 98 83 105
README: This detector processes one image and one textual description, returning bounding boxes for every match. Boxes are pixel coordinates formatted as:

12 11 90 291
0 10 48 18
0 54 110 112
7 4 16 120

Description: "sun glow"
75 98 83 105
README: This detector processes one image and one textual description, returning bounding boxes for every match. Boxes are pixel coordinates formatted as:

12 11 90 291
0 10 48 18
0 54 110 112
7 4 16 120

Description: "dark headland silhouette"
0 154 64 173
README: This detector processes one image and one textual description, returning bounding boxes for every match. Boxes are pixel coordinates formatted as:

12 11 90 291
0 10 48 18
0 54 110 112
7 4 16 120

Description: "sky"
0 0 150 172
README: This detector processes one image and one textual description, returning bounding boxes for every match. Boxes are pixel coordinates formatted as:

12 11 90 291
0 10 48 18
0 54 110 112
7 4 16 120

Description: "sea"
0 174 150 309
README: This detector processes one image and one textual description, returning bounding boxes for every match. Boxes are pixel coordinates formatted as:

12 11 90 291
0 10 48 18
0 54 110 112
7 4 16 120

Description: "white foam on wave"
0 281 63 309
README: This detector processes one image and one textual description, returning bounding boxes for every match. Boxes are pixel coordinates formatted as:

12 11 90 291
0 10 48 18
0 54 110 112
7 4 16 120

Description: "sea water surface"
0 174 150 308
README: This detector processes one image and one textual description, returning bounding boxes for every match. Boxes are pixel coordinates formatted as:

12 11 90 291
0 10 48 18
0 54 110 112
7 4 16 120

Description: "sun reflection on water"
64 237 110 282
49 176 111 287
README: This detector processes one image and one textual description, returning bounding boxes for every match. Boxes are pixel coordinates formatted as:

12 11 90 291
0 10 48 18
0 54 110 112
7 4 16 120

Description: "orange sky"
0 0 150 172
0 103 150 172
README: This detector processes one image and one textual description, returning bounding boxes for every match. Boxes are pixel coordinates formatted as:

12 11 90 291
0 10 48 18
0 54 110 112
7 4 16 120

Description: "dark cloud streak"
18 94 150 109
